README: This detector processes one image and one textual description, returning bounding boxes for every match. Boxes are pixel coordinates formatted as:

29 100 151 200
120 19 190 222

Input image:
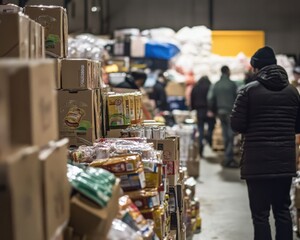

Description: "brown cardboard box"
57 90 101 147
186 160 200 179
24 5 68 58
148 137 180 185
166 82 186 97
69 179 121 239
0 69 10 157
34 21 45 59
0 147 44 240
0 59 58 148
39 23 46 58
56 58 62 89
0 12 29 58
91 60 101 89
0 4 21 13
61 59 93 90
29 19 35 58
39 138 70 240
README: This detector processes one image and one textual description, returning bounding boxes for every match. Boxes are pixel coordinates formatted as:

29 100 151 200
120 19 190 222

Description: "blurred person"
191 76 216 157
231 46 300 240
116 71 147 89
293 65 300 92
208 66 238 168
150 72 170 112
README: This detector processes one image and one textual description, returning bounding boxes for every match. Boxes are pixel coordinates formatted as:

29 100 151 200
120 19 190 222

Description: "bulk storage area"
1 1 300 240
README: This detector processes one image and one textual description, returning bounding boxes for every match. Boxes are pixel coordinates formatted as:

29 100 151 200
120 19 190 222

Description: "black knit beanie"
250 46 277 69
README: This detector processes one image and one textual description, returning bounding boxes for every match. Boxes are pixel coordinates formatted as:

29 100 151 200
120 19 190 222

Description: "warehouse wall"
107 0 300 55
108 0 209 31
3 0 300 55
213 0 300 55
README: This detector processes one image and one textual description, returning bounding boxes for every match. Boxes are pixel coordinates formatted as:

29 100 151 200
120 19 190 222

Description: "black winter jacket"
231 65 300 179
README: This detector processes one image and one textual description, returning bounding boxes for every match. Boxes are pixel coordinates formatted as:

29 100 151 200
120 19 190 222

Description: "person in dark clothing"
231 46 300 240
116 71 147 89
151 72 170 112
208 66 238 168
191 76 216 157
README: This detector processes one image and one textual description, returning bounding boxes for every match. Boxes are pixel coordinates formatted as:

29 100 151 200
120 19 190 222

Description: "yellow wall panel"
212 31 265 57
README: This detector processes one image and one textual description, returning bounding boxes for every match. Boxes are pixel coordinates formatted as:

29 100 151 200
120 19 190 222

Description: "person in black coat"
150 72 170 112
116 71 147 89
231 46 300 240
191 76 216 157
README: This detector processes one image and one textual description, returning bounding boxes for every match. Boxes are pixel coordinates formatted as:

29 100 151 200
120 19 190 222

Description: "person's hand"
207 111 214 118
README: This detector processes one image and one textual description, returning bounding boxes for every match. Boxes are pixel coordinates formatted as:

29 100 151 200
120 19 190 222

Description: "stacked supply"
107 91 143 129
66 164 121 240
0 59 70 240
24 5 68 58
0 10 45 58
57 58 103 147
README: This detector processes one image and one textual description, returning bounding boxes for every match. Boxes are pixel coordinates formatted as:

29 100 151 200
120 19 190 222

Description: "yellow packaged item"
90 154 141 173
143 160 162 189
125 188 160 210
108 94 127 127
141 206 163 239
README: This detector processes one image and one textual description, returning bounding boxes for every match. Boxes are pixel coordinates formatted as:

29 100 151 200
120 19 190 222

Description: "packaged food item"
126 189 160 210
67 164 116 207
107 219 143 240
115 167 146 191
108 94 126 127
90 154 142 173
118 195 155 239
143 160 162 189
140 207 163 239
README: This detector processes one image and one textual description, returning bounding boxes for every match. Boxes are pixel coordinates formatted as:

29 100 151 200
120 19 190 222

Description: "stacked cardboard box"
0 11 45 59
24 5 68 58
57 59 102 147
0 59 70 240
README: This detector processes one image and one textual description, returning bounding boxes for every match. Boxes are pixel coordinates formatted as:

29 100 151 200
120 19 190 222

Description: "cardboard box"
0 12 29 58
56 58 62 89
0 147 44 240
91 60 101 89
69 179 121 239
0 4 22 13
148 137 180 186
39 138 70 240
57 89 101 147
0 69 10 157
61 59 93 90
0 59 58 148
186 160 200 179
24 5 68 58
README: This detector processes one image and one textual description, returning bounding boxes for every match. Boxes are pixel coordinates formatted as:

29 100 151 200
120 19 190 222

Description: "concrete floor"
193 153 298 240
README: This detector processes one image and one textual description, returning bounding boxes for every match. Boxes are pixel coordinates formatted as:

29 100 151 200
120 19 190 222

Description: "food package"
140 207 164 239
107 219 143 240
90 154 142 173
125 189 160 210
108 94 126 128
143 160 162 189
115 167 146 192
118 195 155 239
67 164 116 207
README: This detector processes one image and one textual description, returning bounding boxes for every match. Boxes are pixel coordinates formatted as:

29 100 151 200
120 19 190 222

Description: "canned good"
152 127 160 140
144 127 152 139
159 126 166 139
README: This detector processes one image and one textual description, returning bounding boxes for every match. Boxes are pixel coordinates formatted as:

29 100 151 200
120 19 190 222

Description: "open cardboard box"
69 179 121 239
0 146 44 240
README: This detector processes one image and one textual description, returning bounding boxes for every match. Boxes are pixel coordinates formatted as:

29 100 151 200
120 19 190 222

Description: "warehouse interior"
1 0 300 240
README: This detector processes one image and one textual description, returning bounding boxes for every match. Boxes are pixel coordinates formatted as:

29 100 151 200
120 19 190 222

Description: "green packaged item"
67 164 116 207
